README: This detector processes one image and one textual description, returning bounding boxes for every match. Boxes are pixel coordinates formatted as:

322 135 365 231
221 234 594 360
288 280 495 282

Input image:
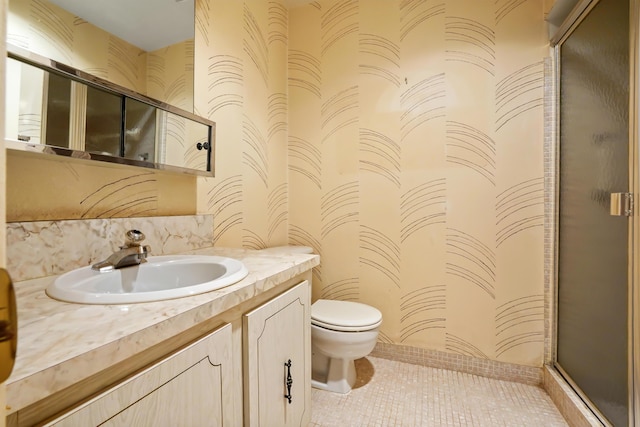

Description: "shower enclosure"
553 0 638 425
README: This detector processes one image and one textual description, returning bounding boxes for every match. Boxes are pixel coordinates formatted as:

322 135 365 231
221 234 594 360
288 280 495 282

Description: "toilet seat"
311 299 382 332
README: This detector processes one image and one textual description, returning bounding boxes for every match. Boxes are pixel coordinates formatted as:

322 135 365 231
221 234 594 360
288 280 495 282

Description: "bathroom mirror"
7 0 195 110
6 45 215 175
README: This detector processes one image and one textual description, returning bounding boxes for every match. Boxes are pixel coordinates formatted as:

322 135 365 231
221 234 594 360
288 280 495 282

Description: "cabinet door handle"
284 359 293 404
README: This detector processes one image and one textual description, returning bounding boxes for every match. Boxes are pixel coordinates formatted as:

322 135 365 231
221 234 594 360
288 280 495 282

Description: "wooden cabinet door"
244 280 310 427
45 323 236 427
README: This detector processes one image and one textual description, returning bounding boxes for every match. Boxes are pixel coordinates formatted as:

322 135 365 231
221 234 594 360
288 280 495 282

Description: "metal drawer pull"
284 359 293 404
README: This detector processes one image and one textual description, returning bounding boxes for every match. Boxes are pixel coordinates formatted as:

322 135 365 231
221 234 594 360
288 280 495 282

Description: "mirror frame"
6 43 215 177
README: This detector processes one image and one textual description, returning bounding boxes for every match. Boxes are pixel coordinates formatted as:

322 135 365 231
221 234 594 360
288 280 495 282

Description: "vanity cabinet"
244 280 311 426
43 323 236 426
35 278 311 427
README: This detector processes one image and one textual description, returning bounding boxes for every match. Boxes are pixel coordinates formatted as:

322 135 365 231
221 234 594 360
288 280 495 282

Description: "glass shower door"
556 0 630 425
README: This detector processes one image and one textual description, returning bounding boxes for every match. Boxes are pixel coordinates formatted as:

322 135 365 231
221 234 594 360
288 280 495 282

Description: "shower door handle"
610 192 633 216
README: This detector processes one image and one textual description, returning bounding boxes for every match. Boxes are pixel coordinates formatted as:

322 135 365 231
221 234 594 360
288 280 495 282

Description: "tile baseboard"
370 342 542 386
543 366 603 427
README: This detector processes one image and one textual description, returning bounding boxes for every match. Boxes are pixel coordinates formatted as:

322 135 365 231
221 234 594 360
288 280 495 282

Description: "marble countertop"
7 247 320 414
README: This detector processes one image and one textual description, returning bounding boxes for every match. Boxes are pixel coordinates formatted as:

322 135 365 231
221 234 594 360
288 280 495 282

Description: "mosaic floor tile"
310 357 567 427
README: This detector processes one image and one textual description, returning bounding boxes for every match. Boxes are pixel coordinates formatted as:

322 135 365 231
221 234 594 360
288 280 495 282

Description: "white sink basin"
46 255 249 304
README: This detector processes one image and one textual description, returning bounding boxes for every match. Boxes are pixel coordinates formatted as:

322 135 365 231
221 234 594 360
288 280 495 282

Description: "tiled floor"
310 357 568 427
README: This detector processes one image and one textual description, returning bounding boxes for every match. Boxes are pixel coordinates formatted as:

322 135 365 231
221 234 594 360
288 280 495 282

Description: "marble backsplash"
7 215 214 282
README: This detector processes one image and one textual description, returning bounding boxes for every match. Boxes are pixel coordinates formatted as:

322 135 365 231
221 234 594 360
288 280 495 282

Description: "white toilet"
311 299 382 394
257 246 383 394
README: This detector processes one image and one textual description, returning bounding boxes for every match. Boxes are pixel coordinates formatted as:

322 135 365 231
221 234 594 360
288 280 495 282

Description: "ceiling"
48 0 195 52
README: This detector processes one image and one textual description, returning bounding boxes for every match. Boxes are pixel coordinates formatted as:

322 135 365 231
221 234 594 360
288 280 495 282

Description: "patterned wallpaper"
6 153 195 221
8 0 147 93
8 0 194 102
286 0 547 367
194 0 290 247
6 0 548 367
146 41 195 111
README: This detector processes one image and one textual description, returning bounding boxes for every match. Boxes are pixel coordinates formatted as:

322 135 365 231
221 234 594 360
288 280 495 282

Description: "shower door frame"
631 0 640 422
551 0 640 425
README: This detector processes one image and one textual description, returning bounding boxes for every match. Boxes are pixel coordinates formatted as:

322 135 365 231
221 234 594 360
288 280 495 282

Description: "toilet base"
311 351 357 394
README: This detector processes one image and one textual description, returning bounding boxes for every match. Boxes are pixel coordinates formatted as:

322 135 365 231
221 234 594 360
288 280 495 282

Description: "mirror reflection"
7 0 195 110
6 53 214 175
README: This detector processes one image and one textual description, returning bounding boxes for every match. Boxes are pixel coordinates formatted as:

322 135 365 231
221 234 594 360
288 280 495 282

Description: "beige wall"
194 0 289 247
6 152 196 222
146 40 195 111
106 0 547 370
288 0 547 367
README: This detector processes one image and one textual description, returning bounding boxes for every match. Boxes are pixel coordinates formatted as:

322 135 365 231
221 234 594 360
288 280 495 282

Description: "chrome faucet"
92 230 151 272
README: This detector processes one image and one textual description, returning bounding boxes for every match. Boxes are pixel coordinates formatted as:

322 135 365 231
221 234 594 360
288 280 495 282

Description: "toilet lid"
311 299 382 332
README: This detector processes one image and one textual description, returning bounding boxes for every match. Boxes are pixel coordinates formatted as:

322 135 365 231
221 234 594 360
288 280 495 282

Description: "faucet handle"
125 229 146 246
